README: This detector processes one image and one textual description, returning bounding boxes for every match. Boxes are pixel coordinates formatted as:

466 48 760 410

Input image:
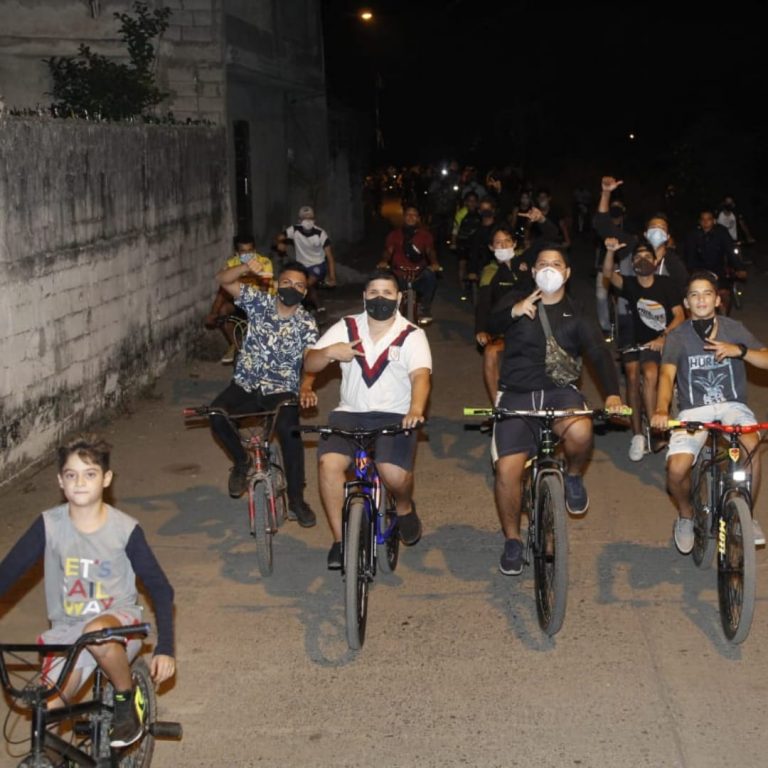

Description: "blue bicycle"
301 423 418 649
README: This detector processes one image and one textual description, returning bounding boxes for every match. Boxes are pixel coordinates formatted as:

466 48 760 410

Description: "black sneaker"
499 538 524 575
564 474 589 516
398 503 422 545
228 460 251 498
110 686 146 748
327 541 342 570
290 499 317 528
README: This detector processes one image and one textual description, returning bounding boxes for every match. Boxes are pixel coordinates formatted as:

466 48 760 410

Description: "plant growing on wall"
46 2 171 120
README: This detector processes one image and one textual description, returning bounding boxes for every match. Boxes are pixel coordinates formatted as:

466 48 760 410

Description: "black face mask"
277 287 304 307
723 203 735 212
403 224 417 236
633 258 656 276
609 206 624 219
365 296 398 321
692 318 716 342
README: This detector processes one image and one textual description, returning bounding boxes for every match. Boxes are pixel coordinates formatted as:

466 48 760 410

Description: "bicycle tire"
533 474 569 636
691 453 716 569
250 480 274 577
344 499 370 650
269 441 288 527
96 657 157 767
717 494 756 643
376 491 400 574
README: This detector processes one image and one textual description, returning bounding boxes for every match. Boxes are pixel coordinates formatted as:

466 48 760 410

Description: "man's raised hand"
511 289 543 319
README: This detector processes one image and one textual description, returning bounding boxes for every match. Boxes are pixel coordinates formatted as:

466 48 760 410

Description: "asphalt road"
2 247 768 767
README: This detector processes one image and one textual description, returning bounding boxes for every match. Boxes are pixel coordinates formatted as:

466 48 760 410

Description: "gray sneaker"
674 517 694 555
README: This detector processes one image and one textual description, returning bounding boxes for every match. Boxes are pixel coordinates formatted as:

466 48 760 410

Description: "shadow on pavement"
405 523 559 652
596 540 747 659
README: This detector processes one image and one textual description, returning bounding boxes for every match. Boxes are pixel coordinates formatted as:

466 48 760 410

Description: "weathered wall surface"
0 118 231 485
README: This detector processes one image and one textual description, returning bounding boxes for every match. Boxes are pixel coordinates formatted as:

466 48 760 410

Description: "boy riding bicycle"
0 435 175 748
651 271 768 553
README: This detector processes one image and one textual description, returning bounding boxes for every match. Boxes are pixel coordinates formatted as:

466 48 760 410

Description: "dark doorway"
233 120 253 237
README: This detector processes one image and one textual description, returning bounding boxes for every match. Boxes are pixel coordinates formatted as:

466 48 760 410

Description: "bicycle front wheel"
95 657 157 767
344 499 371 650
717 495 756 643
691 453 715 569
376 491 400 574
533 474 569 636
250 480 274 577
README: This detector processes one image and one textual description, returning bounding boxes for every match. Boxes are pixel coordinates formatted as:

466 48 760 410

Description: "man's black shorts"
316 411 418 470
492 387 587 461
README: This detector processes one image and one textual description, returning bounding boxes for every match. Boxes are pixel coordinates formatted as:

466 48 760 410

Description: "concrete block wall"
0 118 231 486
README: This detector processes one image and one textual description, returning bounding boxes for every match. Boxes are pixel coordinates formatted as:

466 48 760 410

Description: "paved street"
2 257 768 767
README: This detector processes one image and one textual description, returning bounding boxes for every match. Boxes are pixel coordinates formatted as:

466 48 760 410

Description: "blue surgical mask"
645 227 668 249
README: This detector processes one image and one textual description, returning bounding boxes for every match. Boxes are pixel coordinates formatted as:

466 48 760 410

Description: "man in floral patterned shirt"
211 259 319 527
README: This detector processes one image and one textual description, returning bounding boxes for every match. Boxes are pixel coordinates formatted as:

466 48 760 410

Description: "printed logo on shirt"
636 298 667 332
687 353 736 405
388 347 400 362
63 557 114 616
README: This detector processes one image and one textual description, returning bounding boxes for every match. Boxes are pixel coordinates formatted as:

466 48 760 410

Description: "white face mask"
534 267 565 294
494 248 515 263
645 227 668 249
300 218 314 230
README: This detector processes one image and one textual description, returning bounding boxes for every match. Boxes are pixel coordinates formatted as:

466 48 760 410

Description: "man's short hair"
279 261 309 279
234 233 255 248
364 268 400 292
687 270 719 292
462 191 478 203
489 224 516 242
534 243 570 267
479 196 496 208
632 238 655 258
403 204 420 215
58 434 111 472
699 208 716 218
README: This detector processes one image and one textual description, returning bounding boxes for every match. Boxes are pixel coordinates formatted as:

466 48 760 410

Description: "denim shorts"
667 402 758 461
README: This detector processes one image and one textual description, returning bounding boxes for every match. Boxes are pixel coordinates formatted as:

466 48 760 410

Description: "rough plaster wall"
0 118 231 485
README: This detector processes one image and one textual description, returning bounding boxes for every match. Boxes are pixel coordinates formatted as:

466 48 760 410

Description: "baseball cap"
298 206 314 219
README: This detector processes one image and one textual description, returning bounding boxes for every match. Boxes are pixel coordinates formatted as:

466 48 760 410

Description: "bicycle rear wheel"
269 441 288 527
344 499 370 650
376 491 400 574
717 495 756 643
691 452 716 569
250 480 274 577
96 657 157 767
533 474 569 636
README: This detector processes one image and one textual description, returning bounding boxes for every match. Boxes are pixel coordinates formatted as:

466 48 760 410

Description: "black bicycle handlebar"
0 623 151 700
299 422 425 440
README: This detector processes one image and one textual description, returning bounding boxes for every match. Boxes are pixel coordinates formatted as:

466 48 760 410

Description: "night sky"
322 0 768 212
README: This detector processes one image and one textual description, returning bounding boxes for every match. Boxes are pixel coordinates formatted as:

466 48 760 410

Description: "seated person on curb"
275 206 337 313
0 435 175 749
204 234 274 364
603 237 685 461
475 225 532 403
650 271 768 553
379 205 441 325
210 259 319 527
304 269 432 569
487 246 625 575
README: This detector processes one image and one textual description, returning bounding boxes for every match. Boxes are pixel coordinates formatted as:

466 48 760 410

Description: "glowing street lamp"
359 9 373 22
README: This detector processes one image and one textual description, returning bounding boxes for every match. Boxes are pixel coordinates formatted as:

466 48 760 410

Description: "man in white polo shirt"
304 269 432 568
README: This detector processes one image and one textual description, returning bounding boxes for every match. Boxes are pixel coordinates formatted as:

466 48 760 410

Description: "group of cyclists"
0 169 765 756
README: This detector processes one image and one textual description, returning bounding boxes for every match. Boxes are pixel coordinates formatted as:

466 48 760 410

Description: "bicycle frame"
0 624 180 767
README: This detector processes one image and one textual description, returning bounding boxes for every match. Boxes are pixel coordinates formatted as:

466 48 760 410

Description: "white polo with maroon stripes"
312 311 432 414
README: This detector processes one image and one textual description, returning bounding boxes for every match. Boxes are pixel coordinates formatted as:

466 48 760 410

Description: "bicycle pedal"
73 720 92 737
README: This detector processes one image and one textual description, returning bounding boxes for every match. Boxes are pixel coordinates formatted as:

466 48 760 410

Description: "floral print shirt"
234 285 318 394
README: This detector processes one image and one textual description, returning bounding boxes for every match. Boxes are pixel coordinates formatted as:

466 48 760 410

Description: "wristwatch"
737 343 748 359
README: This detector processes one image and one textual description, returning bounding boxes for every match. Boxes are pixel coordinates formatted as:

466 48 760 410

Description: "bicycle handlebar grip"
150 721 183 739
94 623 151 642
463 407 493 416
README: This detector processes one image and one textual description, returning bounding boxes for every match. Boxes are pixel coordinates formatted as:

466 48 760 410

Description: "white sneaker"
753 519 766 547
674 517 694 555
628 434 646 462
